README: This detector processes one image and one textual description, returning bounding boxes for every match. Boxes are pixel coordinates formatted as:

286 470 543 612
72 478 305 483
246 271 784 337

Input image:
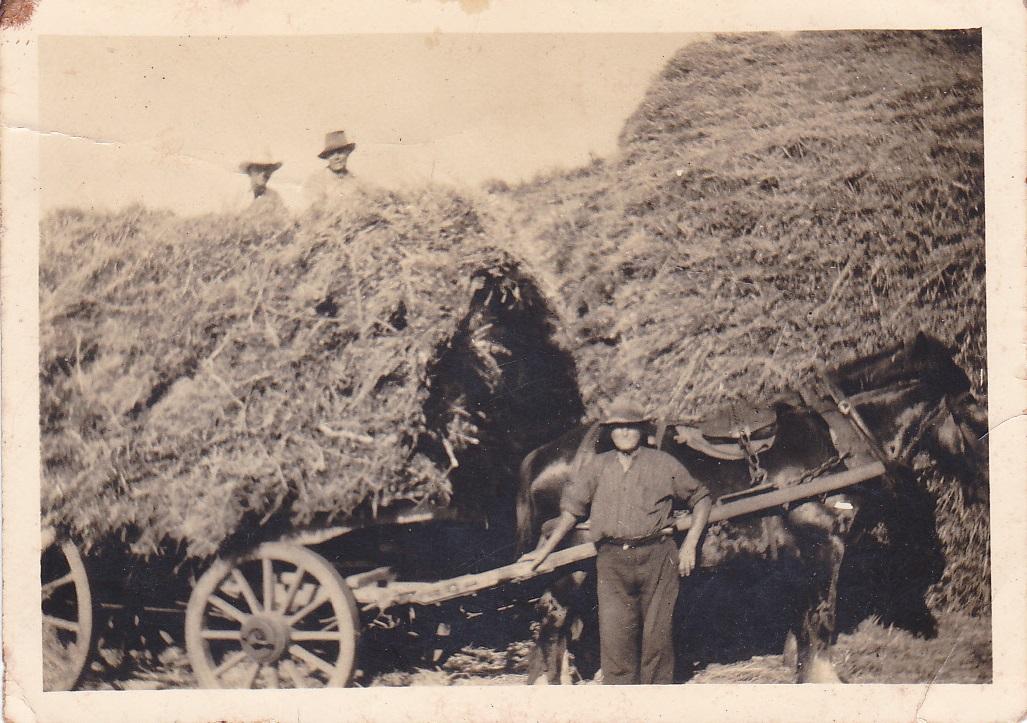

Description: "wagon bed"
45 460 886 690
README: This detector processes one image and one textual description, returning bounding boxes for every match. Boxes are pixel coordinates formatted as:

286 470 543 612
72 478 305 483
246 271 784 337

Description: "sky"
39 34 699 215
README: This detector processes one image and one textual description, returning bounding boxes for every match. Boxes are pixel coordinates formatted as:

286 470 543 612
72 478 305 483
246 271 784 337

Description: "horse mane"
827 331 971 398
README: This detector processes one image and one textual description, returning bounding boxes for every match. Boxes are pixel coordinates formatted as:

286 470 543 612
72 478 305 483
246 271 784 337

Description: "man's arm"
519 456 597 570
676 495 711 577
520 510 579 571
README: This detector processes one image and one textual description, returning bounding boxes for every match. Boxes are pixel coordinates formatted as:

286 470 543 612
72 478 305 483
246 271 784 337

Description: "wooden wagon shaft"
352 461 886 609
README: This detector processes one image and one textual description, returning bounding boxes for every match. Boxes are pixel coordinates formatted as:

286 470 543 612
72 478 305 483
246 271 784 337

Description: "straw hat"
238 150 283 174
318 130 357 159
601 394 651 426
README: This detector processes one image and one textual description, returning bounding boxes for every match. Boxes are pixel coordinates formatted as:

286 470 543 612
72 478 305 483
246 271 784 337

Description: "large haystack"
501 30 986 611
41 188 582 558
507 30 984 411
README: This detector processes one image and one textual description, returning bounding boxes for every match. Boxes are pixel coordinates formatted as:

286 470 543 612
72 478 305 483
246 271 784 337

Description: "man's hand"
521 550 546 575
678 541 698 577
520 511 578 572
518 549 548 572
678 496 712 577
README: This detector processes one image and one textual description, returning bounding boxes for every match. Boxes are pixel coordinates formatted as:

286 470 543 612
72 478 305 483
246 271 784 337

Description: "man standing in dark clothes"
526 395 713 684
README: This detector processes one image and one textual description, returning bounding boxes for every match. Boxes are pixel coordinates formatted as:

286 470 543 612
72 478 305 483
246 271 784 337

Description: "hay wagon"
42 459 886 690
178 459 886 689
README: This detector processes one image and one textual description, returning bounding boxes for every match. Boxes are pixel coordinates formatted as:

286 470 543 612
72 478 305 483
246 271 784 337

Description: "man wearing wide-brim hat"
524 394 713 685
239 153 286 215
305 129 363 207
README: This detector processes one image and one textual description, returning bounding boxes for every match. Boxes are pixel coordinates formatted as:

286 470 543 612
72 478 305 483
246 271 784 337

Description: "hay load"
41 189 582 558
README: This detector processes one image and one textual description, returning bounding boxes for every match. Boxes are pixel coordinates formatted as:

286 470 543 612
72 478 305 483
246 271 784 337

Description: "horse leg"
526 570 592 685
787 498 852 683
782 630 798 671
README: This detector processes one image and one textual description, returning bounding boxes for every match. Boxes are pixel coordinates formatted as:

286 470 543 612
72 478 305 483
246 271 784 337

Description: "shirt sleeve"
663 452 711 509
560 456 598 519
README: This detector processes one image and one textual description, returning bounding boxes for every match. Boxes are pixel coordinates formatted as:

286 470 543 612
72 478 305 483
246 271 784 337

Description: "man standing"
305 129 362 207
239 154 286 216
526 395 713 685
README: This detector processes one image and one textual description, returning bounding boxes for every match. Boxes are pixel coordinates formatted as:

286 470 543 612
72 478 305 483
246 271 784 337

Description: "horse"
515 332 988 684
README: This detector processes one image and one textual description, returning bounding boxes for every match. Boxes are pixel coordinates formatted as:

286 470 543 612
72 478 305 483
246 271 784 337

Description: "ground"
77 610 990 689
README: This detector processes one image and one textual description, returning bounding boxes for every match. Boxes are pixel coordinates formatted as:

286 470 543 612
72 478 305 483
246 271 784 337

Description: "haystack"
507 30 984 413
502 30 986 611
41 188 582 557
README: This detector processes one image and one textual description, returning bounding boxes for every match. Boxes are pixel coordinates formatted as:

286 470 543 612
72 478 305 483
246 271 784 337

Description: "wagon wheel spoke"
262 556 275 612
230 569 262 614
290 630 345 642
212 650 248 679
200 628 243 641
43 614 79 633
41 541 92 691
289 644 335 677
279 565 306 614
187 543 358 689
207 594 250 625
243 662 262 689
41 572 75 599
282 659 306 688
285 588 330 626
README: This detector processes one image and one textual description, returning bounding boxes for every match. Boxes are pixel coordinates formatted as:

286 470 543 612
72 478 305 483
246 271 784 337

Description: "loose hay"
505 31 988 611
41 189 578 558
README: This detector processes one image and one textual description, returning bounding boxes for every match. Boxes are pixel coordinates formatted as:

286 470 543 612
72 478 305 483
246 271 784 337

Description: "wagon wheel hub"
240 616 288 664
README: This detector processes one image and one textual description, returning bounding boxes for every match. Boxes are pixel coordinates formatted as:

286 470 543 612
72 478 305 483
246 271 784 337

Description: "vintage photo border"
3 1 1024 721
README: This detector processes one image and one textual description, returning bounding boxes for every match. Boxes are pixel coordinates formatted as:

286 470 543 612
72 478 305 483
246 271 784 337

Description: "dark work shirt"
561 447 710 540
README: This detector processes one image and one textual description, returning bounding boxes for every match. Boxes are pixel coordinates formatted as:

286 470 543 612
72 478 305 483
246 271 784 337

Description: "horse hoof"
800 656 843 684
532 676 551 686
782 632 798 671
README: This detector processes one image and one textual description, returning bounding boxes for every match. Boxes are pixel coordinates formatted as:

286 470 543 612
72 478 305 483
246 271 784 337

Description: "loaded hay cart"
180 459 887 688
38 192 585 690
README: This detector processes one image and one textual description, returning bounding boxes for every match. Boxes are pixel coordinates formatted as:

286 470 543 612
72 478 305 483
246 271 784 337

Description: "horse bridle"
813 361 894 466
814 362 977 468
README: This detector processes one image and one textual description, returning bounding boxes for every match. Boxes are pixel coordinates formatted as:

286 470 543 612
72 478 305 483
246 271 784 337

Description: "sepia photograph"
3 2 1026 721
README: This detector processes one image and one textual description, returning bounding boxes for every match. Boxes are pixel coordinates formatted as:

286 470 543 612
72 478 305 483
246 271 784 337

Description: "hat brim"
240 162 282 173
318 142 357 159
601 417 652 426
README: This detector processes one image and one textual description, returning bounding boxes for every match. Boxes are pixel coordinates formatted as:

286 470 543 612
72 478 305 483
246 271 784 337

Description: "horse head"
830 331 988 502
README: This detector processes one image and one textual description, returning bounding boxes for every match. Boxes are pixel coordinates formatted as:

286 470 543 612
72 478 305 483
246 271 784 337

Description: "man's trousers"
595 538 679 684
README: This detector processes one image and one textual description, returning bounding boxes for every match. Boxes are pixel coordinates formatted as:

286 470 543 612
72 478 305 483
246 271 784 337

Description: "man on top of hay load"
525 394 713 685
239 153 287 217
305 129 364 208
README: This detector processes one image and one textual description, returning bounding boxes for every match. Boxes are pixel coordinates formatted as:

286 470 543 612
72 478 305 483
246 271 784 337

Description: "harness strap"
814 362 892 465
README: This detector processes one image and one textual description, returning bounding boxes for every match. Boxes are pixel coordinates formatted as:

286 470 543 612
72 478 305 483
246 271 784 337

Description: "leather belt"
600 533 672 551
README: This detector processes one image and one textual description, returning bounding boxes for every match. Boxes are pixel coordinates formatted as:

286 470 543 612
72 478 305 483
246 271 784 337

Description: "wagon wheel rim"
186 542 359 689
41 539 93 691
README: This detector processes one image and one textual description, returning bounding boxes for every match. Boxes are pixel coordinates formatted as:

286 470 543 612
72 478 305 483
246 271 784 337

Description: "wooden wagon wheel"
185 542 359 689
41 539 93 691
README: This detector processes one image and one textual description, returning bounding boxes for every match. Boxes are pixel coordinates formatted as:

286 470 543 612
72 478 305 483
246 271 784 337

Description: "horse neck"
830 341 911 395
849 380 948 464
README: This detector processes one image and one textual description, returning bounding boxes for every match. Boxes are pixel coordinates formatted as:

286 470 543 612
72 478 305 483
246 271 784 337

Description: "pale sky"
39 34 699 215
